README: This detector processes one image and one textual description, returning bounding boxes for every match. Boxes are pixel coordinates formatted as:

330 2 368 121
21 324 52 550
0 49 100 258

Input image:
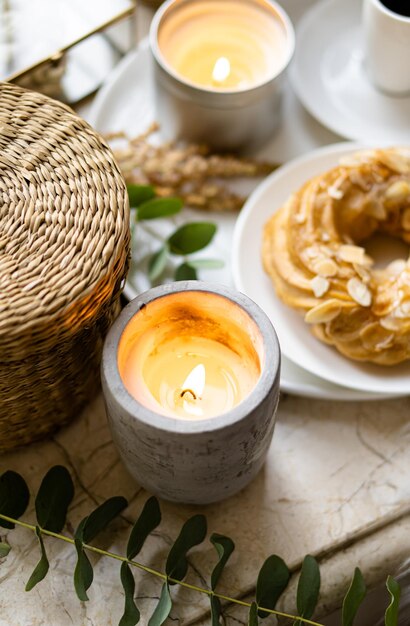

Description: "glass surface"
0 0 136 102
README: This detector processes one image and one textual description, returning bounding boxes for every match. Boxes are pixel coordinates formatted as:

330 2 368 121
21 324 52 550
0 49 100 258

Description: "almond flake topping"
380 315 402 331
387 259 406 276
328 185 344 200
385 180 410 202
353 263 370 283
339 245 366 264
310 275 330 298
304 300 341 324
379 151 410 174
394 299 410 318
314 259 338 277
347 278 372 307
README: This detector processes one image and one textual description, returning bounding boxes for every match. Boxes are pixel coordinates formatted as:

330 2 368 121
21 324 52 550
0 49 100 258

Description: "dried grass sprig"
107 123 279 212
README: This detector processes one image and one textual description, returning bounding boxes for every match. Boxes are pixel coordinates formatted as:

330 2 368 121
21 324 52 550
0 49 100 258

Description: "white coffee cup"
363 0 410 96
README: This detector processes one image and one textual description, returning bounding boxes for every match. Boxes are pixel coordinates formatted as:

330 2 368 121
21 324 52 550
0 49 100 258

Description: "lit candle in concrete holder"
101 282 280 504
149 0 295 151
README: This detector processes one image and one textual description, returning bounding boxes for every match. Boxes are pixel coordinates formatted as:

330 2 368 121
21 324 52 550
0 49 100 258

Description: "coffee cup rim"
372 0 410 23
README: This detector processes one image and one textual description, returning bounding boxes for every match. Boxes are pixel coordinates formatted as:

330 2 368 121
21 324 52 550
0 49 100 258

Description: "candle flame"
181 364 206 400
212 57 231 84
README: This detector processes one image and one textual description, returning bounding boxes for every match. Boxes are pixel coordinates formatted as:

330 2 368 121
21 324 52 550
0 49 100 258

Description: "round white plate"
87 44 397 401
290 0 410 143
233 142 410 396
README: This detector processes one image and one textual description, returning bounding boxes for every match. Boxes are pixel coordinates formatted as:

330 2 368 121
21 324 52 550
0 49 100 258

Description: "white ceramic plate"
87 44 397 401
290 0 410 143
233 142 410 395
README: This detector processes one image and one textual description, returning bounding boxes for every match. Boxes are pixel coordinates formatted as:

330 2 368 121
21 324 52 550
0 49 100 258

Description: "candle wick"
180 388 197 401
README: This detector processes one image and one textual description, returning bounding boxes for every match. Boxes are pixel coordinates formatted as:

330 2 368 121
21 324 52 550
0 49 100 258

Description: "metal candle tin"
101 282 281 504
149 0 295 151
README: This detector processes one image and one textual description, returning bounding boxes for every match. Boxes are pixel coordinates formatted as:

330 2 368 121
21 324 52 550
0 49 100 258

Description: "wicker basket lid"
0 82 129 354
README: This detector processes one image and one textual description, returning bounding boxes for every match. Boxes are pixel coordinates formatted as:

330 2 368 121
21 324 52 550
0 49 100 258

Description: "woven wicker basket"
0 82 130 451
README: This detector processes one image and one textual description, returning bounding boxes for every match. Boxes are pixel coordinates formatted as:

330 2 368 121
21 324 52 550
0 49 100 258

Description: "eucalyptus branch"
0 467 402 626
128 184 223 283
0 512 323 626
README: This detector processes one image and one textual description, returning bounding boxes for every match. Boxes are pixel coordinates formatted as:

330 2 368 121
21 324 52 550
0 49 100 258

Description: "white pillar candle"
157 0 289 90
118 290 262 419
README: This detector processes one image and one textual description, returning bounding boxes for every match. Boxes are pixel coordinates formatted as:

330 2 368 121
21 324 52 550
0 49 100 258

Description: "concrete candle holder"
101 282 280 504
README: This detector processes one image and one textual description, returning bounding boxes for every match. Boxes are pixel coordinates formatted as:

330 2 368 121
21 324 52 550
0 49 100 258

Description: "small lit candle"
150 0 295 150
157 0 289 91
118 290 261 419
102 283 280 503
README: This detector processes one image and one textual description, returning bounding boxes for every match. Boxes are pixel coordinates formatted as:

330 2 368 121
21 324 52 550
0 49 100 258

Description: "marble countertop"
2 393 410 626
2 2 410 625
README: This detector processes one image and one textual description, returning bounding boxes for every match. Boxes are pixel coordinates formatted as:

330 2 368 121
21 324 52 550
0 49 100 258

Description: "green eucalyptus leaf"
147 582 172 626
73 498 127 601
25 527 49 591
342 568 367 626
249 602 259 626
294 555 320 625
127 184 155 208
210 534 235 590
210 595 222 626
148 246 169 282
0 470 30 529
127 497 161 560
186 258 224 270
166 514 207 583
0 542 11 557
174 263 197 281
35 465 74 533
168 222 217 255
74 546 93 602
74 518 93 602
256 555 290 619
82 497 128 544
119 562 140 626
385 575 401 626
138 197 183 221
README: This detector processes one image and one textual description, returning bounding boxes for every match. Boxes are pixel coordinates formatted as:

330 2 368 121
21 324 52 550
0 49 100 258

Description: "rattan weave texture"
0 82 130 451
